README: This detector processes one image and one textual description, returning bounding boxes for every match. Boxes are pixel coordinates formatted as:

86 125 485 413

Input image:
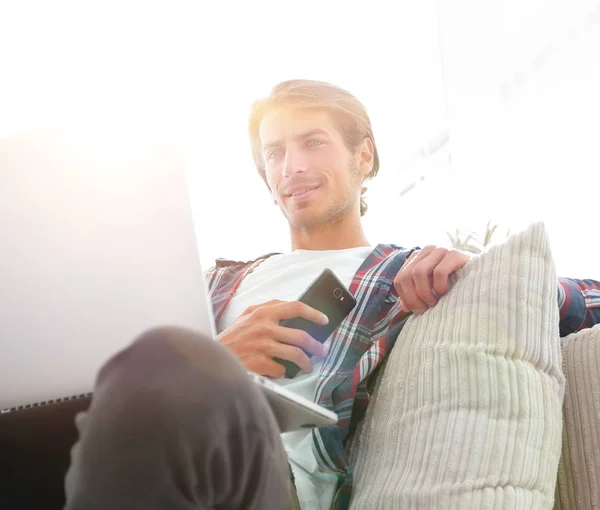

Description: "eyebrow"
262 128 330 153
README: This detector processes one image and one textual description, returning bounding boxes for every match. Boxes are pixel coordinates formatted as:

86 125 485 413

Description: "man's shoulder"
210 252 281 271
371 243 417 258
376 243 406 252
357 244 418 278
204 252 281 293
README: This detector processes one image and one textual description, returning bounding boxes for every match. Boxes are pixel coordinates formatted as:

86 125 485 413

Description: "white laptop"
0 128 337 432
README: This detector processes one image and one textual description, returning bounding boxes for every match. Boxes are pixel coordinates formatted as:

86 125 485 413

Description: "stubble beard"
284 160 362 230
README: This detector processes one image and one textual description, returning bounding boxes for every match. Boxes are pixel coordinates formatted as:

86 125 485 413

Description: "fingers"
273 326 328 358
395 246 470 313
242 328 321 377
233 340 309 378
244 300 329 327
396 276 428 313
265 360 287 379
395 247 435 313
269 342 313 374
230 299 331 377
411 248 448 307
270 301 329 325
241 299 284 316
431 251 469 296
248 355 287 379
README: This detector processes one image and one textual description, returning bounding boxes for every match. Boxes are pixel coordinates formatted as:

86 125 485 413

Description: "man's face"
259 107 366 229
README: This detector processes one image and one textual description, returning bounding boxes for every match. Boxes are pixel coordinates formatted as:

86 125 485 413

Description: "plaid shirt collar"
205 244 417 509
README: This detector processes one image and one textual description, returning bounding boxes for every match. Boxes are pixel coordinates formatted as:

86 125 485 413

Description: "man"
64 80 600 510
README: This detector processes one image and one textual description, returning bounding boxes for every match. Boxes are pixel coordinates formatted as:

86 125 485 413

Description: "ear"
357 138 375 179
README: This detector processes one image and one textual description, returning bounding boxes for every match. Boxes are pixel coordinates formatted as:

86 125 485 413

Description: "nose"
282 147 308 177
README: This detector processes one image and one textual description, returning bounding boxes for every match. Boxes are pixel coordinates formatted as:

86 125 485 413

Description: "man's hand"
217 300 330 378
394 246 471 314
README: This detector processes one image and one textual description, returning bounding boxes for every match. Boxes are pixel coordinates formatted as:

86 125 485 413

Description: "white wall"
441 0 600 278
1 1 597 278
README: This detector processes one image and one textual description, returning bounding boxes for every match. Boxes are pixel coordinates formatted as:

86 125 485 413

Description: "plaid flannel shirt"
205 244 600 510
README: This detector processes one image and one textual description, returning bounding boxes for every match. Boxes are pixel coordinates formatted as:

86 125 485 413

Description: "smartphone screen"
274 268 356 378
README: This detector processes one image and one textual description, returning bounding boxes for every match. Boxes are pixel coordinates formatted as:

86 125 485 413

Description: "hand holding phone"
274 268 356 378
218 299 330 378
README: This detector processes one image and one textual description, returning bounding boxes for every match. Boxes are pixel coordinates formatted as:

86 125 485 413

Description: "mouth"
285 186 320 200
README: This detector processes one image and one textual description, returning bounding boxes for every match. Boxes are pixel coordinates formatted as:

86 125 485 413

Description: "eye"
306 139 324 147
267 149 283 160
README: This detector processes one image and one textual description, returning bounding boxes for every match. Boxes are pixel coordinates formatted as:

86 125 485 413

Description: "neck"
289 212 370 251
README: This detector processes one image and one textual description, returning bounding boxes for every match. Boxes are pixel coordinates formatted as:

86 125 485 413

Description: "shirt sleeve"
557 277 600 337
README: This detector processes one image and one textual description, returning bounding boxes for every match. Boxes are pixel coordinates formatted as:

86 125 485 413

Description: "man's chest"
217 249 372 332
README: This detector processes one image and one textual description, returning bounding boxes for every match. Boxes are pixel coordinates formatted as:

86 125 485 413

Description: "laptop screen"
0 128 215 409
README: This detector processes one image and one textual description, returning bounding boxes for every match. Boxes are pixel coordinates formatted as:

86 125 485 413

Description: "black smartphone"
274 268 357 378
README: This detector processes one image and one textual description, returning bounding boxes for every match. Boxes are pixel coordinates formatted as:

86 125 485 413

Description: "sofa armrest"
554 324 600 510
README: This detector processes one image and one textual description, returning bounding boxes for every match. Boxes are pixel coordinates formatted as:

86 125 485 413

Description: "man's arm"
393 247 600 337
557 277 600 337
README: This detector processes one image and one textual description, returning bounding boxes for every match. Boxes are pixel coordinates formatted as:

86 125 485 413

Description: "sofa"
347 223 599 510
554 325 600 509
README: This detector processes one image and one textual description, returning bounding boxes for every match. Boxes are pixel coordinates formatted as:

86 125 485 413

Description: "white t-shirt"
217 246 372 510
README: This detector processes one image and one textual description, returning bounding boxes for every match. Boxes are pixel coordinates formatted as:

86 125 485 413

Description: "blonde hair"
248 79 380 216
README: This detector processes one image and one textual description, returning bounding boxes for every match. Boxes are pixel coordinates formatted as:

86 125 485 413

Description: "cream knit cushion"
349 222 565 510
554 324 600 510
